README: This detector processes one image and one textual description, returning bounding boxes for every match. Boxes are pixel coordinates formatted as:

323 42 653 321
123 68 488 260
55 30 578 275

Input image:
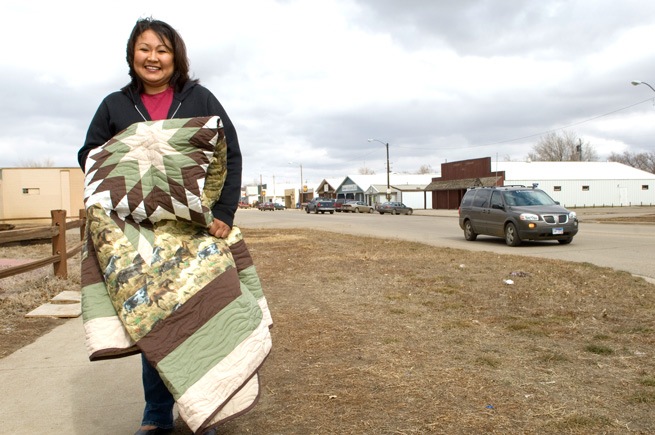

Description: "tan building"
0 167 85 223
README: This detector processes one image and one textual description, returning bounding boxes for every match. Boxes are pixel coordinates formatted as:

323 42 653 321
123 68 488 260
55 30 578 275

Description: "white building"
493 161 655 207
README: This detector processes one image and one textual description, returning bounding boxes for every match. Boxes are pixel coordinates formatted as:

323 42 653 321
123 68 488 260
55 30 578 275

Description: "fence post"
79 208 86 241
51 209 67 279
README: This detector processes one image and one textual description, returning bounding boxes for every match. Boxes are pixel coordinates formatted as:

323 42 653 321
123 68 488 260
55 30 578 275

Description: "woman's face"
133 29 174 94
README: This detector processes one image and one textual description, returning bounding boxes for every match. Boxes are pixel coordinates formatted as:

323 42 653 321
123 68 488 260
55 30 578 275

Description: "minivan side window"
490 190 503 208
472 189 492 207
461 191 475 207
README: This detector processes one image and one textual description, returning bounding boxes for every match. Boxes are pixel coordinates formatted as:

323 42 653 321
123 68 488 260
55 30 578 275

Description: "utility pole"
385 142 390 201
368 138 391 201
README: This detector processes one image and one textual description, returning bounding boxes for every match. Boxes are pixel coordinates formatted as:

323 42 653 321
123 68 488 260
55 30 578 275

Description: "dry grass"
592 214 655 224
0 234 81 358
2 228 654 434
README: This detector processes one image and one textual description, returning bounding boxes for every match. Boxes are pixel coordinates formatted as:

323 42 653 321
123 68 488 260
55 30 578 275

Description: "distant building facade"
426 157 655 209
0 167 85 223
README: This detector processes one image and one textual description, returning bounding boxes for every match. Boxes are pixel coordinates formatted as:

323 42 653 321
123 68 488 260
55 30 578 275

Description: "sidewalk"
0 317 144 434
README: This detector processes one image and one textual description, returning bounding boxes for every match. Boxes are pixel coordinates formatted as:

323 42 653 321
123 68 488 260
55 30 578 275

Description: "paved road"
234 208 655 282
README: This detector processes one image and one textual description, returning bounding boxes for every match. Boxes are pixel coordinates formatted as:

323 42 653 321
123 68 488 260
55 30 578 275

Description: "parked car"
377 202 413 215
305 197 335 214
258 202 275 211
342 200 374 213
333 198 348 212
458 185 579 246
273 203 286 210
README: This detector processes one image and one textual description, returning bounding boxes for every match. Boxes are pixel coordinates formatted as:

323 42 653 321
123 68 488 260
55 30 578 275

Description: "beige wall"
0 167 85 223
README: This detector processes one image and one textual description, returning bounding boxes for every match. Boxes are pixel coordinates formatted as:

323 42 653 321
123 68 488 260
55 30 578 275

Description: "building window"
643 185 649 190
22 188 40 195
553 186 561 192
582 186 590 191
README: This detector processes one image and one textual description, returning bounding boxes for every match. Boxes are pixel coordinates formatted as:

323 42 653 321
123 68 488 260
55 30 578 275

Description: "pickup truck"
305 198 335 214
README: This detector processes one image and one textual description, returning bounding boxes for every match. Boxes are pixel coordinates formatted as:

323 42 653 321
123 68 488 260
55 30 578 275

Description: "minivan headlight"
520 213 539 221
569 211 577 220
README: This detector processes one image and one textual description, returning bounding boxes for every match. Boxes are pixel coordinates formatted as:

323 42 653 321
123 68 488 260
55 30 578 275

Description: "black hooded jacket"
78 82 242 228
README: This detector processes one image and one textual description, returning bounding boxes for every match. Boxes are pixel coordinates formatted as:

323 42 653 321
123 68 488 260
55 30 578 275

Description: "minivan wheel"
392 209 398 215
504 223 521 246
464 220 477 241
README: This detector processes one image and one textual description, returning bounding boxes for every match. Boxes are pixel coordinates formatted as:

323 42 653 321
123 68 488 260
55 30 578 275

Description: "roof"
390 183 429 191
316 177 344 191
425 176 499 191
339 173 440 191
366 184 400 194
494 161 655 181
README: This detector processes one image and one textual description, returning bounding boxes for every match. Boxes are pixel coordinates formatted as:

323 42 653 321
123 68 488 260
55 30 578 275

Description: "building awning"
424 176 499 191
366 184 400 195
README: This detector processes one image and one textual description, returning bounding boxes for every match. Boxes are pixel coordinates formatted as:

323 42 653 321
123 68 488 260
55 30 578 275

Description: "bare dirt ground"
1 216 654 434
0 236 81 359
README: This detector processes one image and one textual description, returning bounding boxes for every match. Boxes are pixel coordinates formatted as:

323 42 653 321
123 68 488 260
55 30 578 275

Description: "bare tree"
416 164 433 174
21 157 56 167
358 166 375 175
527 130 598 162
608 151 655 174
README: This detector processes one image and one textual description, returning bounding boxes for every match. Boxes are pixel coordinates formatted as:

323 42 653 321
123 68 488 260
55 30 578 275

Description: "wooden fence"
0 209 86 280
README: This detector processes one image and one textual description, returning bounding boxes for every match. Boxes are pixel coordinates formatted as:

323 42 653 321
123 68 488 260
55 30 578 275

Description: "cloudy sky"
2 0 655 186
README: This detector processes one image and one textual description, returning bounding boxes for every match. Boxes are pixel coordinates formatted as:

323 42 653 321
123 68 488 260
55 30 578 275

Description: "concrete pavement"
0 316 145 434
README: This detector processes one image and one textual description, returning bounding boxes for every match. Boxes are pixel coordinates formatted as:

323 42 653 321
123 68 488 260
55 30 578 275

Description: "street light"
631 80 655 93
367 138 391 201
288 161 303 207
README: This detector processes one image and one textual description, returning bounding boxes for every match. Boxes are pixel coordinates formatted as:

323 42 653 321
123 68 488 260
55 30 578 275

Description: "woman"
79 18 241 435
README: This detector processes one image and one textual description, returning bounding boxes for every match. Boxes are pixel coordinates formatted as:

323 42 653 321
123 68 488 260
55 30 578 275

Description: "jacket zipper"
170 102 181 118
135 105 148 122
134 100 181 121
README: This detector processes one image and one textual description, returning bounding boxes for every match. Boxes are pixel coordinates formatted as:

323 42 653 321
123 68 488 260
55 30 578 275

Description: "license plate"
552 228 564 235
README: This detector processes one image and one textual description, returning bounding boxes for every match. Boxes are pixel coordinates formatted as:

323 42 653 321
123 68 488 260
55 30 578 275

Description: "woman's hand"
209 218 231 238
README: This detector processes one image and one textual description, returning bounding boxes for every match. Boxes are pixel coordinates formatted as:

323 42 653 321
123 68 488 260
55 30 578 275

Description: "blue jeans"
141 354 175 429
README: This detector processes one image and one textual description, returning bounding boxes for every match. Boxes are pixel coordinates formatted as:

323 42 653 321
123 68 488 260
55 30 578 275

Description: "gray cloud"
1 0 654 185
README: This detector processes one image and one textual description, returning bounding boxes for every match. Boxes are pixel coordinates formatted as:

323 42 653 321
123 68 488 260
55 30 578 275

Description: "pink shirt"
141 87 174 121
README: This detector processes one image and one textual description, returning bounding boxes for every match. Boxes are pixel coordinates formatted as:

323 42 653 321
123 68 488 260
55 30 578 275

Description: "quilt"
80 116 272 433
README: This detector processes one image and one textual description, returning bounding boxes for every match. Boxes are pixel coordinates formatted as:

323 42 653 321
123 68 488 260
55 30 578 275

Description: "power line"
394 97 655 151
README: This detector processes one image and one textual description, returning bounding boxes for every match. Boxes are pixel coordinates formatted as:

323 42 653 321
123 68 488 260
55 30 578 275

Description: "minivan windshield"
502 190 557 206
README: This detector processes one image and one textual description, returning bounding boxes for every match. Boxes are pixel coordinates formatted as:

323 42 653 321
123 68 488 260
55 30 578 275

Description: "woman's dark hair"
124 17 197 93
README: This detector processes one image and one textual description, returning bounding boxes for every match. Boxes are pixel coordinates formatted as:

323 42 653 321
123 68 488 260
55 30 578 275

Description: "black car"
377 202 413 215
458 186 578 246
